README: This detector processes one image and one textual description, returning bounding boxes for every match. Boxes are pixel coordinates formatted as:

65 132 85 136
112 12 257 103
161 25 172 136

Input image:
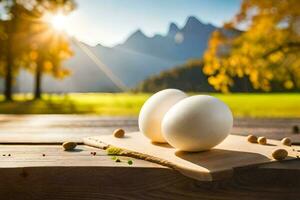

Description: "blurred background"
0 0 299 118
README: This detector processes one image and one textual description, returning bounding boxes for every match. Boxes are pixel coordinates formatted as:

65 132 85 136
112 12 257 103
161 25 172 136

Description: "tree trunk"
4 52 13 101
4 23 13 101
34 59 42 100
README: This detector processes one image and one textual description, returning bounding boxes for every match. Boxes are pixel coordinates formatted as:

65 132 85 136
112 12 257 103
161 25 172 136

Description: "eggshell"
162 95 233 151
139 89 187 143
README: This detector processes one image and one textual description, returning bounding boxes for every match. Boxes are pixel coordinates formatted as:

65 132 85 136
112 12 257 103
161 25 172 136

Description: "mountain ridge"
6 16 218 93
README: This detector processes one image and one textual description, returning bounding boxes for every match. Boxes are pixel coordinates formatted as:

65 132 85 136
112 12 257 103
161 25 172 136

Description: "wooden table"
0 115 300 200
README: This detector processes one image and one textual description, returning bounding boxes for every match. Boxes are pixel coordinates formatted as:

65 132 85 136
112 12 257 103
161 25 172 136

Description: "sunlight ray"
73 38 129 92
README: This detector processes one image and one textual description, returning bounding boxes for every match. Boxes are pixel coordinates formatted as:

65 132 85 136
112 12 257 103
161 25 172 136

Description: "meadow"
0 93 299 118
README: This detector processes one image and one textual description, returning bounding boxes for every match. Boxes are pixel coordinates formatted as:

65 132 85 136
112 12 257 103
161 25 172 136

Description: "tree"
22 0 75 99
203 0 300 92
0 1 27 100
0 0 75 100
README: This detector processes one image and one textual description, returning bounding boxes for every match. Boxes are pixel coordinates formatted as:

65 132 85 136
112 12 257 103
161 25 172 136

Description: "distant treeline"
135 60 299 93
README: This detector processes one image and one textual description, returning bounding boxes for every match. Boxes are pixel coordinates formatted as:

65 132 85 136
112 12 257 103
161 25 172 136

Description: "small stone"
113 128 125 138
247 135 257 143
281 137 292 146
272 149 288 161
62 142 77 151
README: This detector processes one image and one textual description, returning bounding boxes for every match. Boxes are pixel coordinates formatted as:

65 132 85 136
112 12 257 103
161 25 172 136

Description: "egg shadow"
151 142 173 149
175 149 273 173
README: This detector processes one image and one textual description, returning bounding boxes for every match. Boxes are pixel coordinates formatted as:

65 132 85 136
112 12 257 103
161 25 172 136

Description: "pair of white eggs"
138 89 233 152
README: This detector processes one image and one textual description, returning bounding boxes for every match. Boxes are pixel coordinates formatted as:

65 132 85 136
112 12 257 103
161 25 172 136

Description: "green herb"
106 146 123 155
111 156 117 160
127 160 133 165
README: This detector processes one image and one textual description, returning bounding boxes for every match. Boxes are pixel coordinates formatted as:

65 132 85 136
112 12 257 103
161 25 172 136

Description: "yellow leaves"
265 70 273 80
284 80 294 89
203 0 300 93
54 68 71 79
43 61 53 71
268 51 284 63
249 70 258 83
29 51 38 60
208 72 232 93
59 50 71 59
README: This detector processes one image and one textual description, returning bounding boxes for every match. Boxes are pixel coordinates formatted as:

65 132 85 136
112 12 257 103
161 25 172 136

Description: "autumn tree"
0 1 28 100
203 0 300 92
0 0 75 100
21 0 75 99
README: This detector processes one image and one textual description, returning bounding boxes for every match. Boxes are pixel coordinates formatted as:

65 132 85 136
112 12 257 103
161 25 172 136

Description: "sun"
43 12 68 31
50 13 67 30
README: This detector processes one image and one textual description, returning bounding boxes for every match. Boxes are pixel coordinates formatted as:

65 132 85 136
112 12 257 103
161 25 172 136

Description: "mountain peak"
132 29 146 37
168 22 179 36
124 29 148 44
184 16 203 28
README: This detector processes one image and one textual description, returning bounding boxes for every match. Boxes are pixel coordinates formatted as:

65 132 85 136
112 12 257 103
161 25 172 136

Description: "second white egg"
162 95 233 151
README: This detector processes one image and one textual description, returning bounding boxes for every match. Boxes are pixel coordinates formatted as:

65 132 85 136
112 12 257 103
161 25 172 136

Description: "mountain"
4 16 218 93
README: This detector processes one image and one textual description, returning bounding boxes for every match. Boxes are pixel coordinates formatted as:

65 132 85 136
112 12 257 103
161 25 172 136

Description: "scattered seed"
128 160 133 165
62 142 77 151
293 125 299 134
247 135 257 143
258 136 267 145
113 128 125 138
281 137 292 146
42 154 45 157
8 154 11 157
115 158 121 163
272 149 288 161
2 154 5 156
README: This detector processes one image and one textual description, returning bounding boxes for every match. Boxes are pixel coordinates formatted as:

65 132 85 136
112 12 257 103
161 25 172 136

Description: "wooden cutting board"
84 132 299 181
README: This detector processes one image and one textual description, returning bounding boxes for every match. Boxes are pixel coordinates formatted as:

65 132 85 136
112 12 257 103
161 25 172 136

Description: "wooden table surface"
0 115 300 200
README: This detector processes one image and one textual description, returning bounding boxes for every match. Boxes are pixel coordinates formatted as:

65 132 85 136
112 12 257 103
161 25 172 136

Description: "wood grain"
0 116 299 199
0 115 299 143
0 144 300 200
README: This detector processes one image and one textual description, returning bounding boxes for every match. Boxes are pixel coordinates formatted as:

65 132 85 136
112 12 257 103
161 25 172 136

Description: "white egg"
162 95 233 151
139 89 187 143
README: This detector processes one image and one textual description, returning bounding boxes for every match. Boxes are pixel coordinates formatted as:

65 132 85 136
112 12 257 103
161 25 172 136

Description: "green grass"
0 93 299 118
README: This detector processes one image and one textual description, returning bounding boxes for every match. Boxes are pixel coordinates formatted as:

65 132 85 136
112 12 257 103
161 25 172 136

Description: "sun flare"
44 12 68 31
50 13 67 30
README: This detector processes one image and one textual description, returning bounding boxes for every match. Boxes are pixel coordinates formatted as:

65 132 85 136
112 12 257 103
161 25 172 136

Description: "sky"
64 0 242 47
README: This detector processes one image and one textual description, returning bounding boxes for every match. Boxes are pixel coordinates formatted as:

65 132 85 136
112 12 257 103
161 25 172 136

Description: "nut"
113 128 125 138
247 135 257 143
272 149 288 161
62 142 77 151
258 136 267 145
281 137 292 146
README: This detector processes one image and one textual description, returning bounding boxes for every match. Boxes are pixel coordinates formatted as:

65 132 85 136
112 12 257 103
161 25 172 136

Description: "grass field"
0 93 299 118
